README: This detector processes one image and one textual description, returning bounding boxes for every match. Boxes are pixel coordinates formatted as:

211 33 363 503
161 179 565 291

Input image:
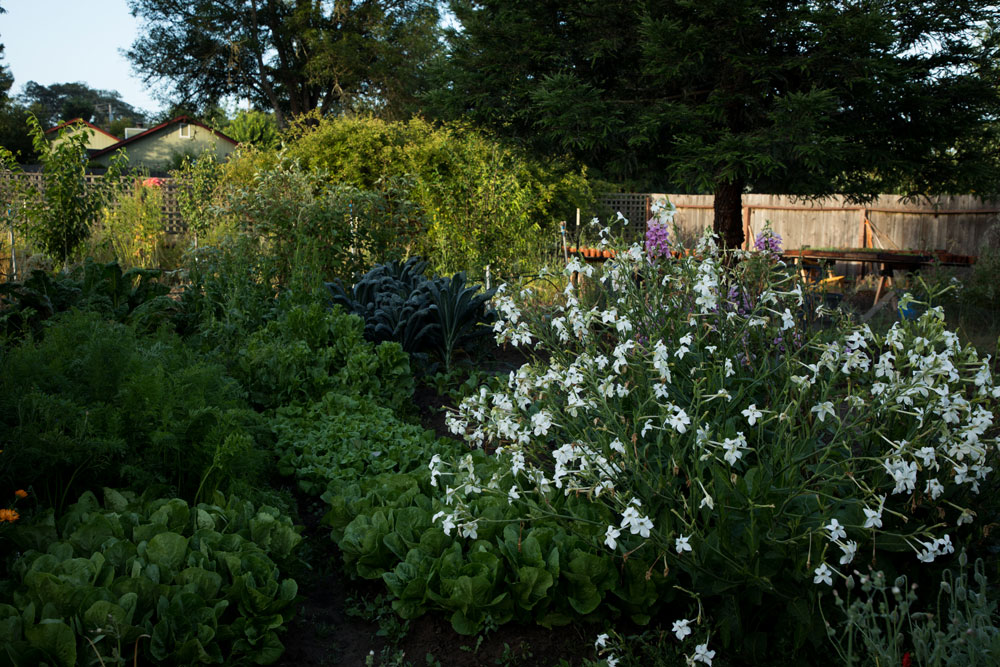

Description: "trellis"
597 193 651 242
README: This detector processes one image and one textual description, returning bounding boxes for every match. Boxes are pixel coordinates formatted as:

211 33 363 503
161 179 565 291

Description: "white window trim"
179 123 192 138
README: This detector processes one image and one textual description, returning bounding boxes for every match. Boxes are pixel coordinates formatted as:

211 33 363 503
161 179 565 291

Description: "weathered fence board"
600 193 1000 258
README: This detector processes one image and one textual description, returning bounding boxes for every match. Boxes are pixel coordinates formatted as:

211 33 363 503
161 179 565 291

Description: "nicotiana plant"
426 207 999 659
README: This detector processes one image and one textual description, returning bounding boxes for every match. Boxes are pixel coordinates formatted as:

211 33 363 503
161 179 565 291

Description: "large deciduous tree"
430 0 1000 247
126 0 440 127
17 81 146 129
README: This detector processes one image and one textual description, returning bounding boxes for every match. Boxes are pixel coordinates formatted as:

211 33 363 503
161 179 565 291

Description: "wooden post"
742 206 752 250
858 208 868 280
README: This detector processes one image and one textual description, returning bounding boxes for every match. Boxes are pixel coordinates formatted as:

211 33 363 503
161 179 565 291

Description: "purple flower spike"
754 227 783 258
645 219 671 259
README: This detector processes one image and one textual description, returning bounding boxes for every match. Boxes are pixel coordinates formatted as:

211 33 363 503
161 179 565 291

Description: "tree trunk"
713 179 745 249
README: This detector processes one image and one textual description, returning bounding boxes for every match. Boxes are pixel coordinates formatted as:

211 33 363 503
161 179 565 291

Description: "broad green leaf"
24 620 76 667
145 532 188 572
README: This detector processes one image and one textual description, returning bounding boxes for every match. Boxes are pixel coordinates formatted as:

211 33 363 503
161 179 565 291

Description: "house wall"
92 123 236 170
51 126 120 151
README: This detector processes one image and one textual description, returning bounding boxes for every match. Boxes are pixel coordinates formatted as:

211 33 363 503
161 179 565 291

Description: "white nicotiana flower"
813 563 833 586
825 518 846 542
863 497 885 529
531 410 554 436
883 458 918 495
781 308 795 330
811 401 836 423
692 642 716 666
672 618 692 641
839 540 858 565
675 534 693 554
741 404 763 426
604 525 620 550
721 432 748 466
594 634 609 649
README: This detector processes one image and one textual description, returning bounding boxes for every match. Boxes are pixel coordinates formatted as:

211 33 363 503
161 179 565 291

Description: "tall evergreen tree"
430 0 1000 247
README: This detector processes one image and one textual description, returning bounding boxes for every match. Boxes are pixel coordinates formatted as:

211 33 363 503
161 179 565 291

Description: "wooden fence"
597 193 1000 257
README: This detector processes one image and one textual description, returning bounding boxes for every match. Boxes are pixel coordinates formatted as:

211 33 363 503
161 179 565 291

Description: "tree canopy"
16 81 147 130
0 2 12 105
126 0 441 127
429 0 1000 246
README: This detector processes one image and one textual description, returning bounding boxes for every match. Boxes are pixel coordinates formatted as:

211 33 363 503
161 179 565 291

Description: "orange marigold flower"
14 489 27 498
0 508 19 523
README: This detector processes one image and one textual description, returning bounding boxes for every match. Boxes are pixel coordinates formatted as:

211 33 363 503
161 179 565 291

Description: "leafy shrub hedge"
0 489 300 666
216 116 597 280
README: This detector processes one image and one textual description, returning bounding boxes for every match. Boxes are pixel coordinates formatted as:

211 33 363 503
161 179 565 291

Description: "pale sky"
1 0 163 114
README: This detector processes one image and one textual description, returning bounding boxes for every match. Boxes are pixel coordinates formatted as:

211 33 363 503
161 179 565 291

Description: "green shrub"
184 157 422 290
281 115 596 279
0 311 270 510
24 115 127 268
0 489 300 666
0 260 175 341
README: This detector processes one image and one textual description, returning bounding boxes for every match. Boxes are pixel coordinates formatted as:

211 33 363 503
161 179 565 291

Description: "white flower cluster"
438 223 997 615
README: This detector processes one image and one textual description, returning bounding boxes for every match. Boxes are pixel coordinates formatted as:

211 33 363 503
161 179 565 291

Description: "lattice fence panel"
598 193 650 242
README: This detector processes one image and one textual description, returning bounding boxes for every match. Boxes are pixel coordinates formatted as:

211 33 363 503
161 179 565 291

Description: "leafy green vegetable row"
0 489 301 667
321 459 670 636
272 392 461 496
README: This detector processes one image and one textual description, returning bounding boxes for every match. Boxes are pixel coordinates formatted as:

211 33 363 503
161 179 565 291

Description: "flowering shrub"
436 223 998 658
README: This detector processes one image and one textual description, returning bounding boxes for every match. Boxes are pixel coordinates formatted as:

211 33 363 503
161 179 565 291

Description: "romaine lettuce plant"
0 489 301 666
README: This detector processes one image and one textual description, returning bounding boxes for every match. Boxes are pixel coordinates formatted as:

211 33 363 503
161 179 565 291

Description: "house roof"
45 118 120 143
88 115 238 160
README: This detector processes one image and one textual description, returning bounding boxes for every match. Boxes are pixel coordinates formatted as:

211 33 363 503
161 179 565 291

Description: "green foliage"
88 180 168 270
16 81 145 130
225 110 280 149
0 260 175 340
0 489 300 666
272 392 462 496
230 301 414 413
24 115 128 267
321 458 667 636
173 236 286 347
326 257 496 371
431 1 1000 245
0 310 270 510
282 115 596 279
203 158 422 288
828 553 1000 666
170 150 223 243
126 0 440 123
